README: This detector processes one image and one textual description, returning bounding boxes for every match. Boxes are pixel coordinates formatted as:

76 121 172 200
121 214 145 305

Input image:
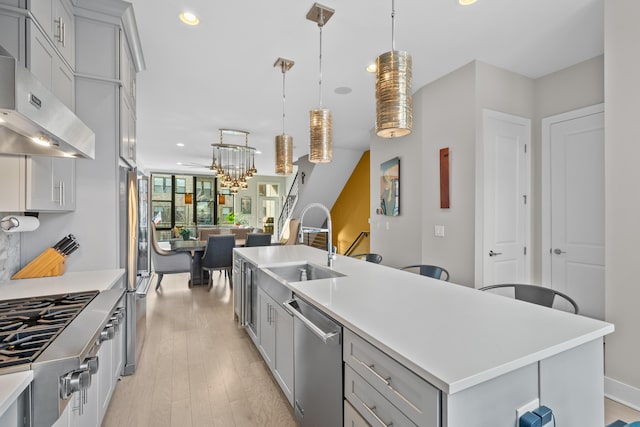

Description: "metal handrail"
343 231 370 256
277 171 300 240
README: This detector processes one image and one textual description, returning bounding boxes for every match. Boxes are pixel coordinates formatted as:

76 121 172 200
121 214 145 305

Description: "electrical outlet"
516 399 540 421
434 225 445 237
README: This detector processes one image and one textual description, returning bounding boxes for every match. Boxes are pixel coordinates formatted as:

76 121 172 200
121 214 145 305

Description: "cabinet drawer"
344 329 440 427
345 365 417 427
344 399 369 427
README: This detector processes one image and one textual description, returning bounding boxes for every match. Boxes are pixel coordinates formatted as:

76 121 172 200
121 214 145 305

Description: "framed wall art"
377 157 400 216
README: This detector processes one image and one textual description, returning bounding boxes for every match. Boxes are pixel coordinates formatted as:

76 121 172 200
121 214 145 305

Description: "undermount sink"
265 263 345 283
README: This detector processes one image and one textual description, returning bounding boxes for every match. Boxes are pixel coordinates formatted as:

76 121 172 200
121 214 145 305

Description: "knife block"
12 248 66 279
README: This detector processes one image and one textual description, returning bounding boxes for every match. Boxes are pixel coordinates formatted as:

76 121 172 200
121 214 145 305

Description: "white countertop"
235 245 614 394
0 269 125 300
0 371 32 418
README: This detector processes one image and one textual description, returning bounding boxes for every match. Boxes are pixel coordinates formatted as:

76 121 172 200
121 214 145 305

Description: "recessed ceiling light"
366 62 377 73
176 142 185 147
334 86 352 95
179 12 199 26
255 150 262 155
176 162 183 165
459 0 478 5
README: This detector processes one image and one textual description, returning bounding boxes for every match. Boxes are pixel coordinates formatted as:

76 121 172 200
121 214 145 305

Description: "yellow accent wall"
331 151 370 254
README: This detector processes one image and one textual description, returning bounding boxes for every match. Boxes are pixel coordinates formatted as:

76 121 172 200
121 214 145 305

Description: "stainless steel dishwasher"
284 296 343 427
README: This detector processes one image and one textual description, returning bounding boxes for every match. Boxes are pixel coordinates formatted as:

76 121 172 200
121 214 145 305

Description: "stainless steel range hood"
0 45 95 159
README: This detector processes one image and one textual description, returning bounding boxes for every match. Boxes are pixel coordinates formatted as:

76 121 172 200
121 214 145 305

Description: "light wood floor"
102 272 640 426
102 272 297 427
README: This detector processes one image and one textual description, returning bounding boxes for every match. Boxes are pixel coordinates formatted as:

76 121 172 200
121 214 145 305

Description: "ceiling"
130 0 603 176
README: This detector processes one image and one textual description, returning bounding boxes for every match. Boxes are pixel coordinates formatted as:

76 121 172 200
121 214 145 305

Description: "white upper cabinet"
0 3 27 67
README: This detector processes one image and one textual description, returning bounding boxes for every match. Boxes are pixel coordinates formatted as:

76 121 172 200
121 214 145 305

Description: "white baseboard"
605 376 640 411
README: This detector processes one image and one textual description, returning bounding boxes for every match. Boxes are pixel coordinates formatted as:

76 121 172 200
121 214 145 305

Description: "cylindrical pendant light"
309 108 332 162
307 3 334 163
375 0 412 138
274 58 295 175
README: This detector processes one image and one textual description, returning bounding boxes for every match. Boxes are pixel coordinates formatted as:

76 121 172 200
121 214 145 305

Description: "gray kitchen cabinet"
344 400 369 427
27 21 74 110
28 0 75 68
0 3 26 67
343 329 440 427
119 87 136 167
0 155 75 212
98 330 117 425
258 287 276 366
272 296 294 405
26 156 76 211
0 155 26 212
255 272 294 406
120 31 136 105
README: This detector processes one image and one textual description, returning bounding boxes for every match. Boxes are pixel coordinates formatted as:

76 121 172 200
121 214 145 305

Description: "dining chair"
150 224 191 290
400 264 450 281
200 234 235 290
283 219 300 245
245 233 272 247
478 284 579 314
350 253 383 264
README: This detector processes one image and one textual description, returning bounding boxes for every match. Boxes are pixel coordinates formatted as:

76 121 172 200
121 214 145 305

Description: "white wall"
604 0 640 406
370 84 425 269
421 62 475 284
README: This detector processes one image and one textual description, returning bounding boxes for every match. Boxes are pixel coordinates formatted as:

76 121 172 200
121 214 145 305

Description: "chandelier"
307 3 334 163
209 129 257 194
375 0 412 138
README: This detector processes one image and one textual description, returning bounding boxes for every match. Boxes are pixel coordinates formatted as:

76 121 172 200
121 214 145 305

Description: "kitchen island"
234 245 614 427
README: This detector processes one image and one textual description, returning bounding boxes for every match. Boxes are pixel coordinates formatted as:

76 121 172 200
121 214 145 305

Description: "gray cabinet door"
273 300 294 405
26 156 75 211
258 288 276 366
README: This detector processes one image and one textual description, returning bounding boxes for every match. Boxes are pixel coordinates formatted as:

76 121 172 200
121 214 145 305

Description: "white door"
542 105 604 319
483 110 531 287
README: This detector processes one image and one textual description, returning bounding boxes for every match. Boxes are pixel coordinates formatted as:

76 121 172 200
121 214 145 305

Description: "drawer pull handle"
353 355 422 415
352 355 391 386
362 403 393 427
365 363 391 386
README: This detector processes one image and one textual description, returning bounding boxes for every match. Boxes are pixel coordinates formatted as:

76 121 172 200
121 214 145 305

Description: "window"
153 176 171 194
175 178 187 194
150 174 216 236
258 183 279 197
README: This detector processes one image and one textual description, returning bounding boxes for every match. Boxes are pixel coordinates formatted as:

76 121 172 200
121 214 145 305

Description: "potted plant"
178 227 192 240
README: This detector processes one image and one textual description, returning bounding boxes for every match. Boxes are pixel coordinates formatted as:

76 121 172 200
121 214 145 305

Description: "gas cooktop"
0 291 99 372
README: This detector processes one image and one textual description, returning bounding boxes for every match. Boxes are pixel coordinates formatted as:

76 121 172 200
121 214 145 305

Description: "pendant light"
274 58 295 175
307 3 334 163
375 0 412 138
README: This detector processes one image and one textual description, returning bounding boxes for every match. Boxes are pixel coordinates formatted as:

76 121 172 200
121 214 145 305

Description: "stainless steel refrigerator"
119 167 151 376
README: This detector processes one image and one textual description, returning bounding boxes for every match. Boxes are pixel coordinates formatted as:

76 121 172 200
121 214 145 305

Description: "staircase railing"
343 231 370 256
277 171 301 240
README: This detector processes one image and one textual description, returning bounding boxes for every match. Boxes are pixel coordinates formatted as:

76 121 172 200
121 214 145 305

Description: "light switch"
434 225 445 237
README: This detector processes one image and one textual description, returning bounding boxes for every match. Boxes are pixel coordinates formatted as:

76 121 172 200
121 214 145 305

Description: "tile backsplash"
0 212 20 282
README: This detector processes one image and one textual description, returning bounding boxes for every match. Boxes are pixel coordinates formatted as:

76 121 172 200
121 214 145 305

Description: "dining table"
169 238 246 286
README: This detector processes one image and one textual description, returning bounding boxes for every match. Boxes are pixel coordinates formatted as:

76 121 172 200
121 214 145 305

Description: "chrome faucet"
298 203 336 268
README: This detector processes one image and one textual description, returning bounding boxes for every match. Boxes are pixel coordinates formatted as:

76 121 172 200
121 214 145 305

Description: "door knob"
553 248 566 255
489 250 503 257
